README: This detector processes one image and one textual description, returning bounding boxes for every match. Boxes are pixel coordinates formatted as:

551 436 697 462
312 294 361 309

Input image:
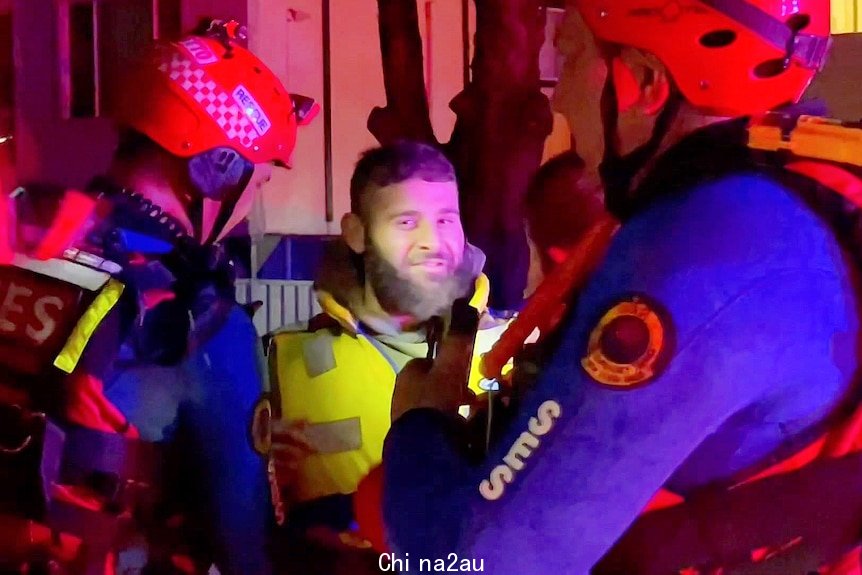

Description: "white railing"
235 279 322 336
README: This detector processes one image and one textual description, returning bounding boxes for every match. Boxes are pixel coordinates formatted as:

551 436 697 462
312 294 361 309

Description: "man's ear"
341 212 366 254
611 57 641 114
614 50 671 117
642 67 670 116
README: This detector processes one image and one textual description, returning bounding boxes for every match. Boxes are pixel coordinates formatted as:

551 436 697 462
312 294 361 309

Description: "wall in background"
247 0 471 236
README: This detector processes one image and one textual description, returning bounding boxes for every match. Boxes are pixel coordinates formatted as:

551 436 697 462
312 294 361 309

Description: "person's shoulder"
628 168 831 258
266 312 349 364
267 313 379 385
670 169 798 211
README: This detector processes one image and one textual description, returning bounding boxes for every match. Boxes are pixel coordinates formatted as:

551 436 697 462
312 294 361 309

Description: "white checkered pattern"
162 54 259 149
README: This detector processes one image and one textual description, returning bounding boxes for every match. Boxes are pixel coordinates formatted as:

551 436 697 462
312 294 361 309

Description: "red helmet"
576 0 831 116
115 21 311 167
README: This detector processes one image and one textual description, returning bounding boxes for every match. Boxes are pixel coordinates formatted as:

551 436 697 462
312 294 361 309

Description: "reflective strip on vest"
53 279 124 374
12 254 111 291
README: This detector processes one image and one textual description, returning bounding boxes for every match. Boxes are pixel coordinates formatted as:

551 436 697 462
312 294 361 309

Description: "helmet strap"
186 148 255 244
699 0 830 70
599 58 682 219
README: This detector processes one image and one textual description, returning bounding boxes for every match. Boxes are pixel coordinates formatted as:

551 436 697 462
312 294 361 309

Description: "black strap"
700 0 830 70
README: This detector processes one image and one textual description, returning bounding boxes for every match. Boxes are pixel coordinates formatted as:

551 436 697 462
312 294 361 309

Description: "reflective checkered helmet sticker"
159 53 259 149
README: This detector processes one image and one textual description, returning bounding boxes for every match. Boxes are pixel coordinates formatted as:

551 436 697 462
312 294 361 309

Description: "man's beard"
365 242 474 323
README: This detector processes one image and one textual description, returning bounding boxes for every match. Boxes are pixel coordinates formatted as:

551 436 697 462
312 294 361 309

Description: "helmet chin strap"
185 147 255 244
598 57 682 220
199 195 243 244
201 182 251 244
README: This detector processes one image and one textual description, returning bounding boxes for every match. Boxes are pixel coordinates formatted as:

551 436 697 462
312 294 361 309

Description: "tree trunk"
370 0 552 310
368 0 437 145
447 0 552 309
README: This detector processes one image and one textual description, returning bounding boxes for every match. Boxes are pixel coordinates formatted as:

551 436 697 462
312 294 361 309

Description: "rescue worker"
267 141 510 567
0 21 314 574
380 1 862 573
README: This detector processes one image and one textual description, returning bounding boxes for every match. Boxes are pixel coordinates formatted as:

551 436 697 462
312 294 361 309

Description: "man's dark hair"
349 141 456 219
524 151 605 271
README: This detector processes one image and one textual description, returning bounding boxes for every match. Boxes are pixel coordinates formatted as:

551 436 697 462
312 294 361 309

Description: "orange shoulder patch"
581 296 672 388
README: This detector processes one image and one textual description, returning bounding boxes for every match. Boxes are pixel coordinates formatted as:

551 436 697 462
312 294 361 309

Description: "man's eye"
439 217 456 226
397 218 417 229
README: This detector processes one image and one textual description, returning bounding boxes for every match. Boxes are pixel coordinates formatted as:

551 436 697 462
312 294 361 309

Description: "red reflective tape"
787 161 862 210
66 372 140 438
171 554 197 574
141 288 176 310
51 484 103 512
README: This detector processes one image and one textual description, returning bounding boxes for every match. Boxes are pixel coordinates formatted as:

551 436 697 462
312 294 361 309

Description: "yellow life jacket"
267 274 511 503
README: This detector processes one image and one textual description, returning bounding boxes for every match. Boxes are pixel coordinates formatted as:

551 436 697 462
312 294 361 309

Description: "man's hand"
391 300 480 423
65 371 139 438
271 419 318 485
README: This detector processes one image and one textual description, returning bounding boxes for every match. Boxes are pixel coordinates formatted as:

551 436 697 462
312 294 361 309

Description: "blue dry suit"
103 302 272 574
382 121 862 574
85 181 273 574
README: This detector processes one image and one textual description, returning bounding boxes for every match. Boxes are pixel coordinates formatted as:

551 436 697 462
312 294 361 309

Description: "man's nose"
415 219 441 252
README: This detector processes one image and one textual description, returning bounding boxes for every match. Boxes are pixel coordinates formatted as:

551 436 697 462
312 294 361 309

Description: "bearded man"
264 141 508 570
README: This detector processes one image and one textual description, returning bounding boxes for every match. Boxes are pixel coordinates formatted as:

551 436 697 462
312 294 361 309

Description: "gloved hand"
391 299 479 423
129 241 236 366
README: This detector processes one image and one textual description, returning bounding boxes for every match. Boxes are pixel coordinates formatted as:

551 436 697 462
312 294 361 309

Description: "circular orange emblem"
250 394 273 456
581 296 669 388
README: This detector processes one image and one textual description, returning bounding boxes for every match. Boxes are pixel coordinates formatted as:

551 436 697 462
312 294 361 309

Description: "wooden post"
370 0 553 309
369 0 437 145
447 0 553 308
